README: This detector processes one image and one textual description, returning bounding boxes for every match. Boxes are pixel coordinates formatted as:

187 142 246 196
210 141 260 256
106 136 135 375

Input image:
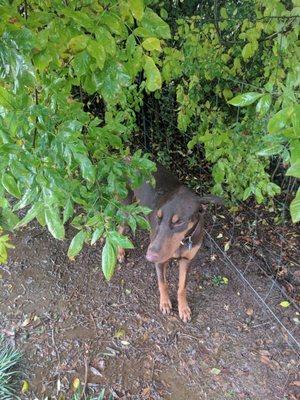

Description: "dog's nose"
146 250 160 262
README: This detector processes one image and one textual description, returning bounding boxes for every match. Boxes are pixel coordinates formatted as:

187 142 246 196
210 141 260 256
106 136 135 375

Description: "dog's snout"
146 249 160 262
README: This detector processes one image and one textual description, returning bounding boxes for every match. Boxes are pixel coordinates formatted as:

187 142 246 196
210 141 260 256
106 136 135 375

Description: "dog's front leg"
178 258 191 322
155 262 172 315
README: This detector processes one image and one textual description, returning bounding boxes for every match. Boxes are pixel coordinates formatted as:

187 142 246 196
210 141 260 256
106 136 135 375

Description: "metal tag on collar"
188 236 193 250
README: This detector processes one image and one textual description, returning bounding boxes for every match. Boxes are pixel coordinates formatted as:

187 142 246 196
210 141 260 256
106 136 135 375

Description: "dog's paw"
160 298 172 315
178 304 191 323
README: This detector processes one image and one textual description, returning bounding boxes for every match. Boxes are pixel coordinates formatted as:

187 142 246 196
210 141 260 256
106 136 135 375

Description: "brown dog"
119 164 223 322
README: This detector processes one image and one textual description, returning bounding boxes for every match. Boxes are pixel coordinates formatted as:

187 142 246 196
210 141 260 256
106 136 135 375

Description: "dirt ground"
0 209 299 400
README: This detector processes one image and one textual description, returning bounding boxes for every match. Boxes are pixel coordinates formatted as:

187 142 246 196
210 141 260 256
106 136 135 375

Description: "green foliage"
0 0 299 280
0 335 22 400
0 0 164 278
0 227 14 263
163 0 299 207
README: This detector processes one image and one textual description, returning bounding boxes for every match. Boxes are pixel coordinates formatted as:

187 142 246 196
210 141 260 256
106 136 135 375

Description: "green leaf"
257 144 283 157
279 300 290 308
2 173 21 198
73 153 96 183
144 56 162 92
68 230 87 259
256 94 272 116
44 206 65 240
129 0 144 20
63 199 74 224
0 86 15 110
292 104 300 137
15 203 40 228
95 27 116 56
91 226 104 245
109 231 134 249
228 92 263 107
242 41 257 60
72 51 92 77
87 40 106 70
267 108 292 134
142 37 161 52
286 161 300 178
100 12 127 36
140 8 171 39
68 35 89 54
290 188 300 223
102 240 117 281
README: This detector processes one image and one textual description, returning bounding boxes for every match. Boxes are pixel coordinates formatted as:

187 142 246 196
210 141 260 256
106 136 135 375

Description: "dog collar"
180 219 200 250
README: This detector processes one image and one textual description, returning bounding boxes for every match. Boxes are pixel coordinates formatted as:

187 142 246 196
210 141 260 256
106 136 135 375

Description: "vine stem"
24 0 28 19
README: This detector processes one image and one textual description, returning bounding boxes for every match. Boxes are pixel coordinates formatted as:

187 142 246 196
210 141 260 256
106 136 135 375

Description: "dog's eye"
173 220 185 227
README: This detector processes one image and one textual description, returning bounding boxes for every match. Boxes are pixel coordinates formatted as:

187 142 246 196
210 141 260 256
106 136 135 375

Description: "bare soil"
1 210 299 400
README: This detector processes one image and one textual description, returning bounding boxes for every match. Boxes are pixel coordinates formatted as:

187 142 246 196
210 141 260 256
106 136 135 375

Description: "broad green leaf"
268 108 292 134
13 187 39 211
44 206 65 240
290 188 300 223
100 12 127 36
87 40 106 70
129 0 144 20
68 230 87 259
0 86 15 110
63 198 74 224
68 35 88 53
292 104 300 137
109 231 134 249
73 153 96 183
15 203 40 228
144 56 162 92
257 144 283 157
142 37 161 51
72 51 92 77
256 94 272 116
2 173 21 198
286 161 300 178
140 8 171 39
91 226 104 245
228 92 263 107
95 27 116 56
102 240 117 281
242 41 257 60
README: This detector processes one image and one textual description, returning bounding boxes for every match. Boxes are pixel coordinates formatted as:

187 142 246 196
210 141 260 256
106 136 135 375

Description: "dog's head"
146 187 223 263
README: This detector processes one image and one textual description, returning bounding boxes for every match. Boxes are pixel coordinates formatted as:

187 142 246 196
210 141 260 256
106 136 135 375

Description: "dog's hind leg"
155 262 172 315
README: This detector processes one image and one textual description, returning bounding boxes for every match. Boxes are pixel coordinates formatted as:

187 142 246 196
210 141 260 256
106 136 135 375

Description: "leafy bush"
0 0 299 279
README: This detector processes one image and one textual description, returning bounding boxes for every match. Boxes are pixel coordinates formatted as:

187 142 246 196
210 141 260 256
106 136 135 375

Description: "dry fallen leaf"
224 241 231 252
260 355 272 366
210 367 221 375
246 308 254 316
72 377 80 391
90 366 102 376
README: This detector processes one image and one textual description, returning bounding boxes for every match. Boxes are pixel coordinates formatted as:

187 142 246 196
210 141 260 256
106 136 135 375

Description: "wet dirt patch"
0 218 299 400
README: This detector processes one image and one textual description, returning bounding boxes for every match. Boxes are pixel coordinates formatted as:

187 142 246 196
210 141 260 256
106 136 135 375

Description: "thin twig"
80 356 89 400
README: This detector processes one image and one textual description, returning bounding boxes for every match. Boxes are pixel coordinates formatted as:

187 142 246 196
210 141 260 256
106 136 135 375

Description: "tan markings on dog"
157 209 162 218
161 221 195 260
171 214 179 223
178 258 191 322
